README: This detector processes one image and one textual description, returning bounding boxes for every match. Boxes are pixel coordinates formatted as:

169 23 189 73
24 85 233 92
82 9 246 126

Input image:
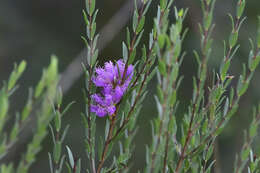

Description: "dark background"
0 0 260 172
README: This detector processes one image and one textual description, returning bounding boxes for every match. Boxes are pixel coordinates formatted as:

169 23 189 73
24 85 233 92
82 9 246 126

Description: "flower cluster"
90 59 134 117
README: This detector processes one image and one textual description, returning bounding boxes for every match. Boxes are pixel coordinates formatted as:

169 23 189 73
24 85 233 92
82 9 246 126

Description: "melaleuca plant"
1 0 260 173
66 0 260 172
77 0 157 172
0 56 59 173
146 0 260 172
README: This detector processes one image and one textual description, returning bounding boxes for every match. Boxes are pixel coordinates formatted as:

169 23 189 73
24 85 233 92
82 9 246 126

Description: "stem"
96 116 117 173
175 1 213 171
162 130 170 173
73 158 79 173
175 114 194 173
122 3 145 82
85 0 97 172
213 140 221 173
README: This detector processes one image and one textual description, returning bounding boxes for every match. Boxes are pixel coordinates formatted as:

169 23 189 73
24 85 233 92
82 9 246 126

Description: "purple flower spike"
90 59 134 117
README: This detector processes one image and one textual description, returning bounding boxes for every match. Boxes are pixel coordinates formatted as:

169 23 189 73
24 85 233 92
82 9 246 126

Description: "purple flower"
90 59 134 117
90 94 116 117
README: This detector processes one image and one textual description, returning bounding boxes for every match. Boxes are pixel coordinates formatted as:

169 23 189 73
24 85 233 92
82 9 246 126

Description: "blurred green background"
0 0 260 172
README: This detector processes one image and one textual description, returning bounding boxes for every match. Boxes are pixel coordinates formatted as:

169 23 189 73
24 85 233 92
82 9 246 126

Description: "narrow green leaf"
249 123 258 138
122 42 128 62
53 142 62 163
236 0 245 19
126 27 131 48
160 0 167 10
158 34 166 49
132 11 138 32
158 59 167 76
229 31 238 48
220 59 231 81
54 112 61 132
134 30 144 49
0 93 8 120
89 0 95 15
157 85 163 102
48 153 53 173
128 49 136 64
66 146 74 168
136 16 145 34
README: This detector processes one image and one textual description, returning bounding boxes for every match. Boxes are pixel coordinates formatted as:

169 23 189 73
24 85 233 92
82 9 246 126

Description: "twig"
96 115 117 173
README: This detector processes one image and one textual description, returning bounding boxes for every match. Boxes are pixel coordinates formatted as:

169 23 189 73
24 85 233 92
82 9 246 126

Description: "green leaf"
158 34 166 49
61 101 75 116
126 27 131 48
46 56 58 85
56 87 63 107
170 90 177 106
158 59 167 76
48 153 53 173
89 0 95 15
132 11 138 32
0 92 8 120
8 60 27 91
178 9 184 17
160 0 167 10
122 42 128 62
229 31 238 48
134 30 144 49
220 59 231 81
66 146 74 168
91 49 99 67
157 85 164 102
251 53 260 71
238 81 249 97
10 115 19 141
204 12 213 30
54 112 61 132
241 148 250 161
17 60 27 76
155 96 162 118
136 16 145 34
236 0 245 19
66 162 72 173
82 10 89 26
61 125 70 142
128 49 136 64
53 142 62 163
34 71 46 99
168 115 177 134
206 145 214 160
249 123 258 138
91 22 96 39
173 40 182 58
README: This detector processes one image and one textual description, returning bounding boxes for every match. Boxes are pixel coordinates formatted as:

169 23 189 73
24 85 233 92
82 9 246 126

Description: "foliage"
1 0 260 173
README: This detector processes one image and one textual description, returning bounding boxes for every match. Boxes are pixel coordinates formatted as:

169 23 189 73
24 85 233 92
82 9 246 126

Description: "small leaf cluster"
0 56 59 173
49 88 74 173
